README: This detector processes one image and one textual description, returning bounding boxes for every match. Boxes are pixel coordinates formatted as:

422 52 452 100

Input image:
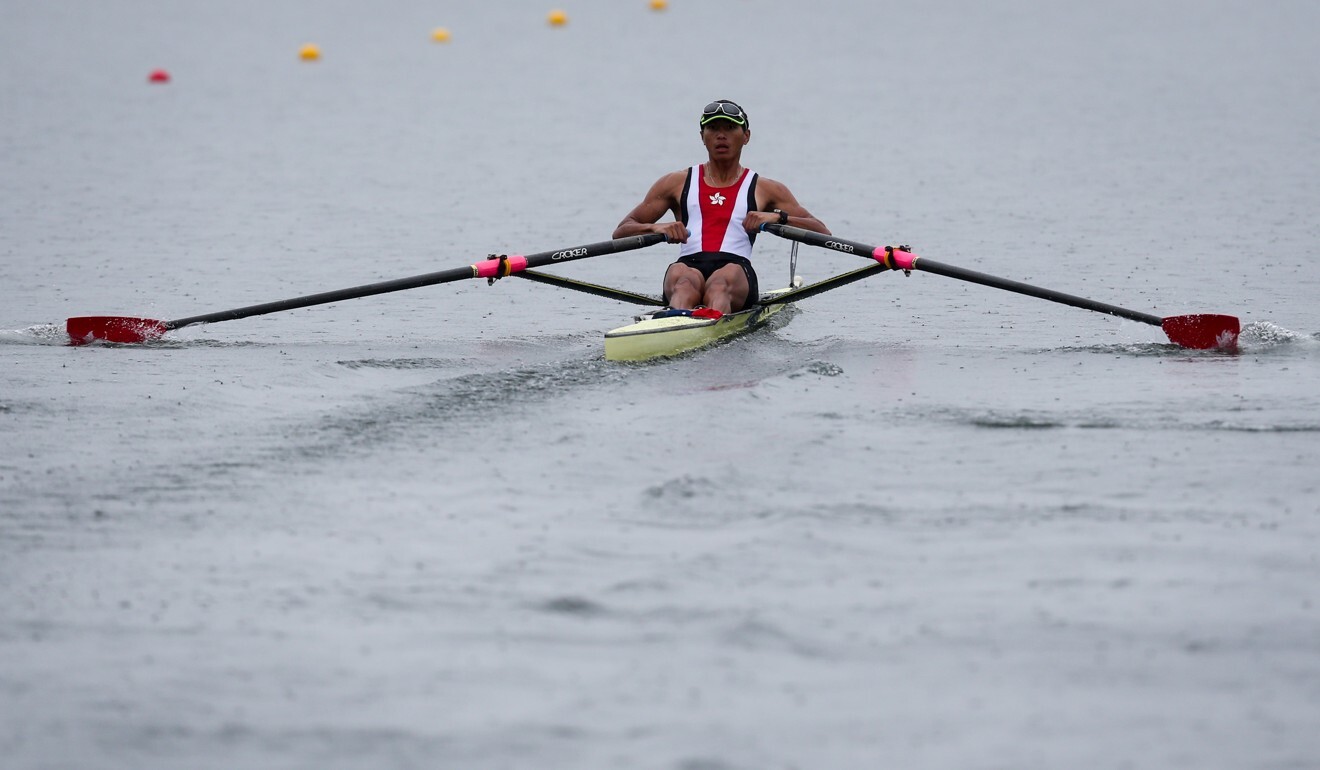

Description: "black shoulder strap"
746 172 759 244
678 166 693 226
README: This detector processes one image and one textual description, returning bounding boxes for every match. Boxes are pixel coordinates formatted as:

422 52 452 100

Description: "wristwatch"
774 209 789 225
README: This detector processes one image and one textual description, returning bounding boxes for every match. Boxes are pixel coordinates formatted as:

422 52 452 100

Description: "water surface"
4 1 1319 768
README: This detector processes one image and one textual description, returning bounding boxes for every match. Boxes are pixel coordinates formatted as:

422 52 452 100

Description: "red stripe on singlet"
697 165 749 252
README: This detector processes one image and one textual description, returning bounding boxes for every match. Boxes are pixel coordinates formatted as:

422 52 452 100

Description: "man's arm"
744 178 830 235
612 171 689 243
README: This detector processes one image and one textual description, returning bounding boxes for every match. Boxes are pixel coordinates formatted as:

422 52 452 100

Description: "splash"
0 324 69 346
787 360 844 378
1238 321 1315 350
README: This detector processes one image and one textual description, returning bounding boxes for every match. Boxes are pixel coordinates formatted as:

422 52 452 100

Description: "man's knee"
673 276 703 295
708 270 747 297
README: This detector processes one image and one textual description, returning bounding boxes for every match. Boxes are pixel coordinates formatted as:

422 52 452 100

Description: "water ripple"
537 596 608 617
337 357 468 370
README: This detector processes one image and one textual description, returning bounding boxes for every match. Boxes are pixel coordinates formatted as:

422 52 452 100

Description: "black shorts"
664 252 760 310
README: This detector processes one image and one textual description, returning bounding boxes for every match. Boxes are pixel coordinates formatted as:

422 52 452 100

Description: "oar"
763 224 1239 350
66 233 667 344
514 269 665 306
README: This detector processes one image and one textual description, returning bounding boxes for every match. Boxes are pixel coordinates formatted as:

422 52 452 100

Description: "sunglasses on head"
700 101 747 126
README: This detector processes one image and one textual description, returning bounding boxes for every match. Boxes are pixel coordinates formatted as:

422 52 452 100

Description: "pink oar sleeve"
872 247 917 270
473 254 529 278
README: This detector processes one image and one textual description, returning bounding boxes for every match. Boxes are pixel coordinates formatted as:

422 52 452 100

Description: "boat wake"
289 356 632 460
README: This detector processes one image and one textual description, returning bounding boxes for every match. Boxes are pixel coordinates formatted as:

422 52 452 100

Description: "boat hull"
603 289 791 362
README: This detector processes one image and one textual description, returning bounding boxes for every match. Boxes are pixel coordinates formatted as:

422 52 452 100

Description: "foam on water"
0 324 68 345
1238 320 1317 349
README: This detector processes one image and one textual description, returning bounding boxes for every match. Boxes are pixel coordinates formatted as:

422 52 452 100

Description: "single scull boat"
603 286 795 362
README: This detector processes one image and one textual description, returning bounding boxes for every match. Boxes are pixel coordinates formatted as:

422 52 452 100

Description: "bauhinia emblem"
709 192 726 206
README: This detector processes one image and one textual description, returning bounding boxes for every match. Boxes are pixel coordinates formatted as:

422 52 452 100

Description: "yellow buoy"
547 9 568 26
650 0 668 10
431 27 452 43
299 43 321 61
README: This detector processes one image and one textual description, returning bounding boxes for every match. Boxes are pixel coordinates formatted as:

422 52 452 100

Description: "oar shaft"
515 269 665 306
907 259 1164 326
764 224 1163 327
164 265 471 329
165 233 665 330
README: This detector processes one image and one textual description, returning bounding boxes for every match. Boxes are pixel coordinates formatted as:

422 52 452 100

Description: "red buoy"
148 69 171 84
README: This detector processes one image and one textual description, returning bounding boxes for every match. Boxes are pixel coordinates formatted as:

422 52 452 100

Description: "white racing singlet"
678 164 759 258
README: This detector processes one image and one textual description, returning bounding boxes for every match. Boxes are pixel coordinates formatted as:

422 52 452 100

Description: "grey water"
4 1 1320 768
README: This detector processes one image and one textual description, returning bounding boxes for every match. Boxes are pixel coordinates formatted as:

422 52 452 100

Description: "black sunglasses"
700 101 747 126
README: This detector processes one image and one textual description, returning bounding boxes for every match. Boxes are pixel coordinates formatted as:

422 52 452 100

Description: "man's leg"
664 263 706 309
702 263 750 314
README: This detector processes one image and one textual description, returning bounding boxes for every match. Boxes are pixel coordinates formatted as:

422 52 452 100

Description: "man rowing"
612 100 831 314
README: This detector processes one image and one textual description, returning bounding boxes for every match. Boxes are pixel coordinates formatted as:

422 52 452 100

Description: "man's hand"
652 221 690 243
743 210 780 233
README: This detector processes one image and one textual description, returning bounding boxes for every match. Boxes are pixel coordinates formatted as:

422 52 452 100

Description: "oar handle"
761 224 891 264
762 223 1164 328
165 233 666 330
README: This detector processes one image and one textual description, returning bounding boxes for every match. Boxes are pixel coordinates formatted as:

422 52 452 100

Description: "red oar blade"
1161 314 1239 350
66 316 169 345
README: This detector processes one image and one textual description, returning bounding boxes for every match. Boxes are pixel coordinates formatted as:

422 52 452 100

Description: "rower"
611 99 831 314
